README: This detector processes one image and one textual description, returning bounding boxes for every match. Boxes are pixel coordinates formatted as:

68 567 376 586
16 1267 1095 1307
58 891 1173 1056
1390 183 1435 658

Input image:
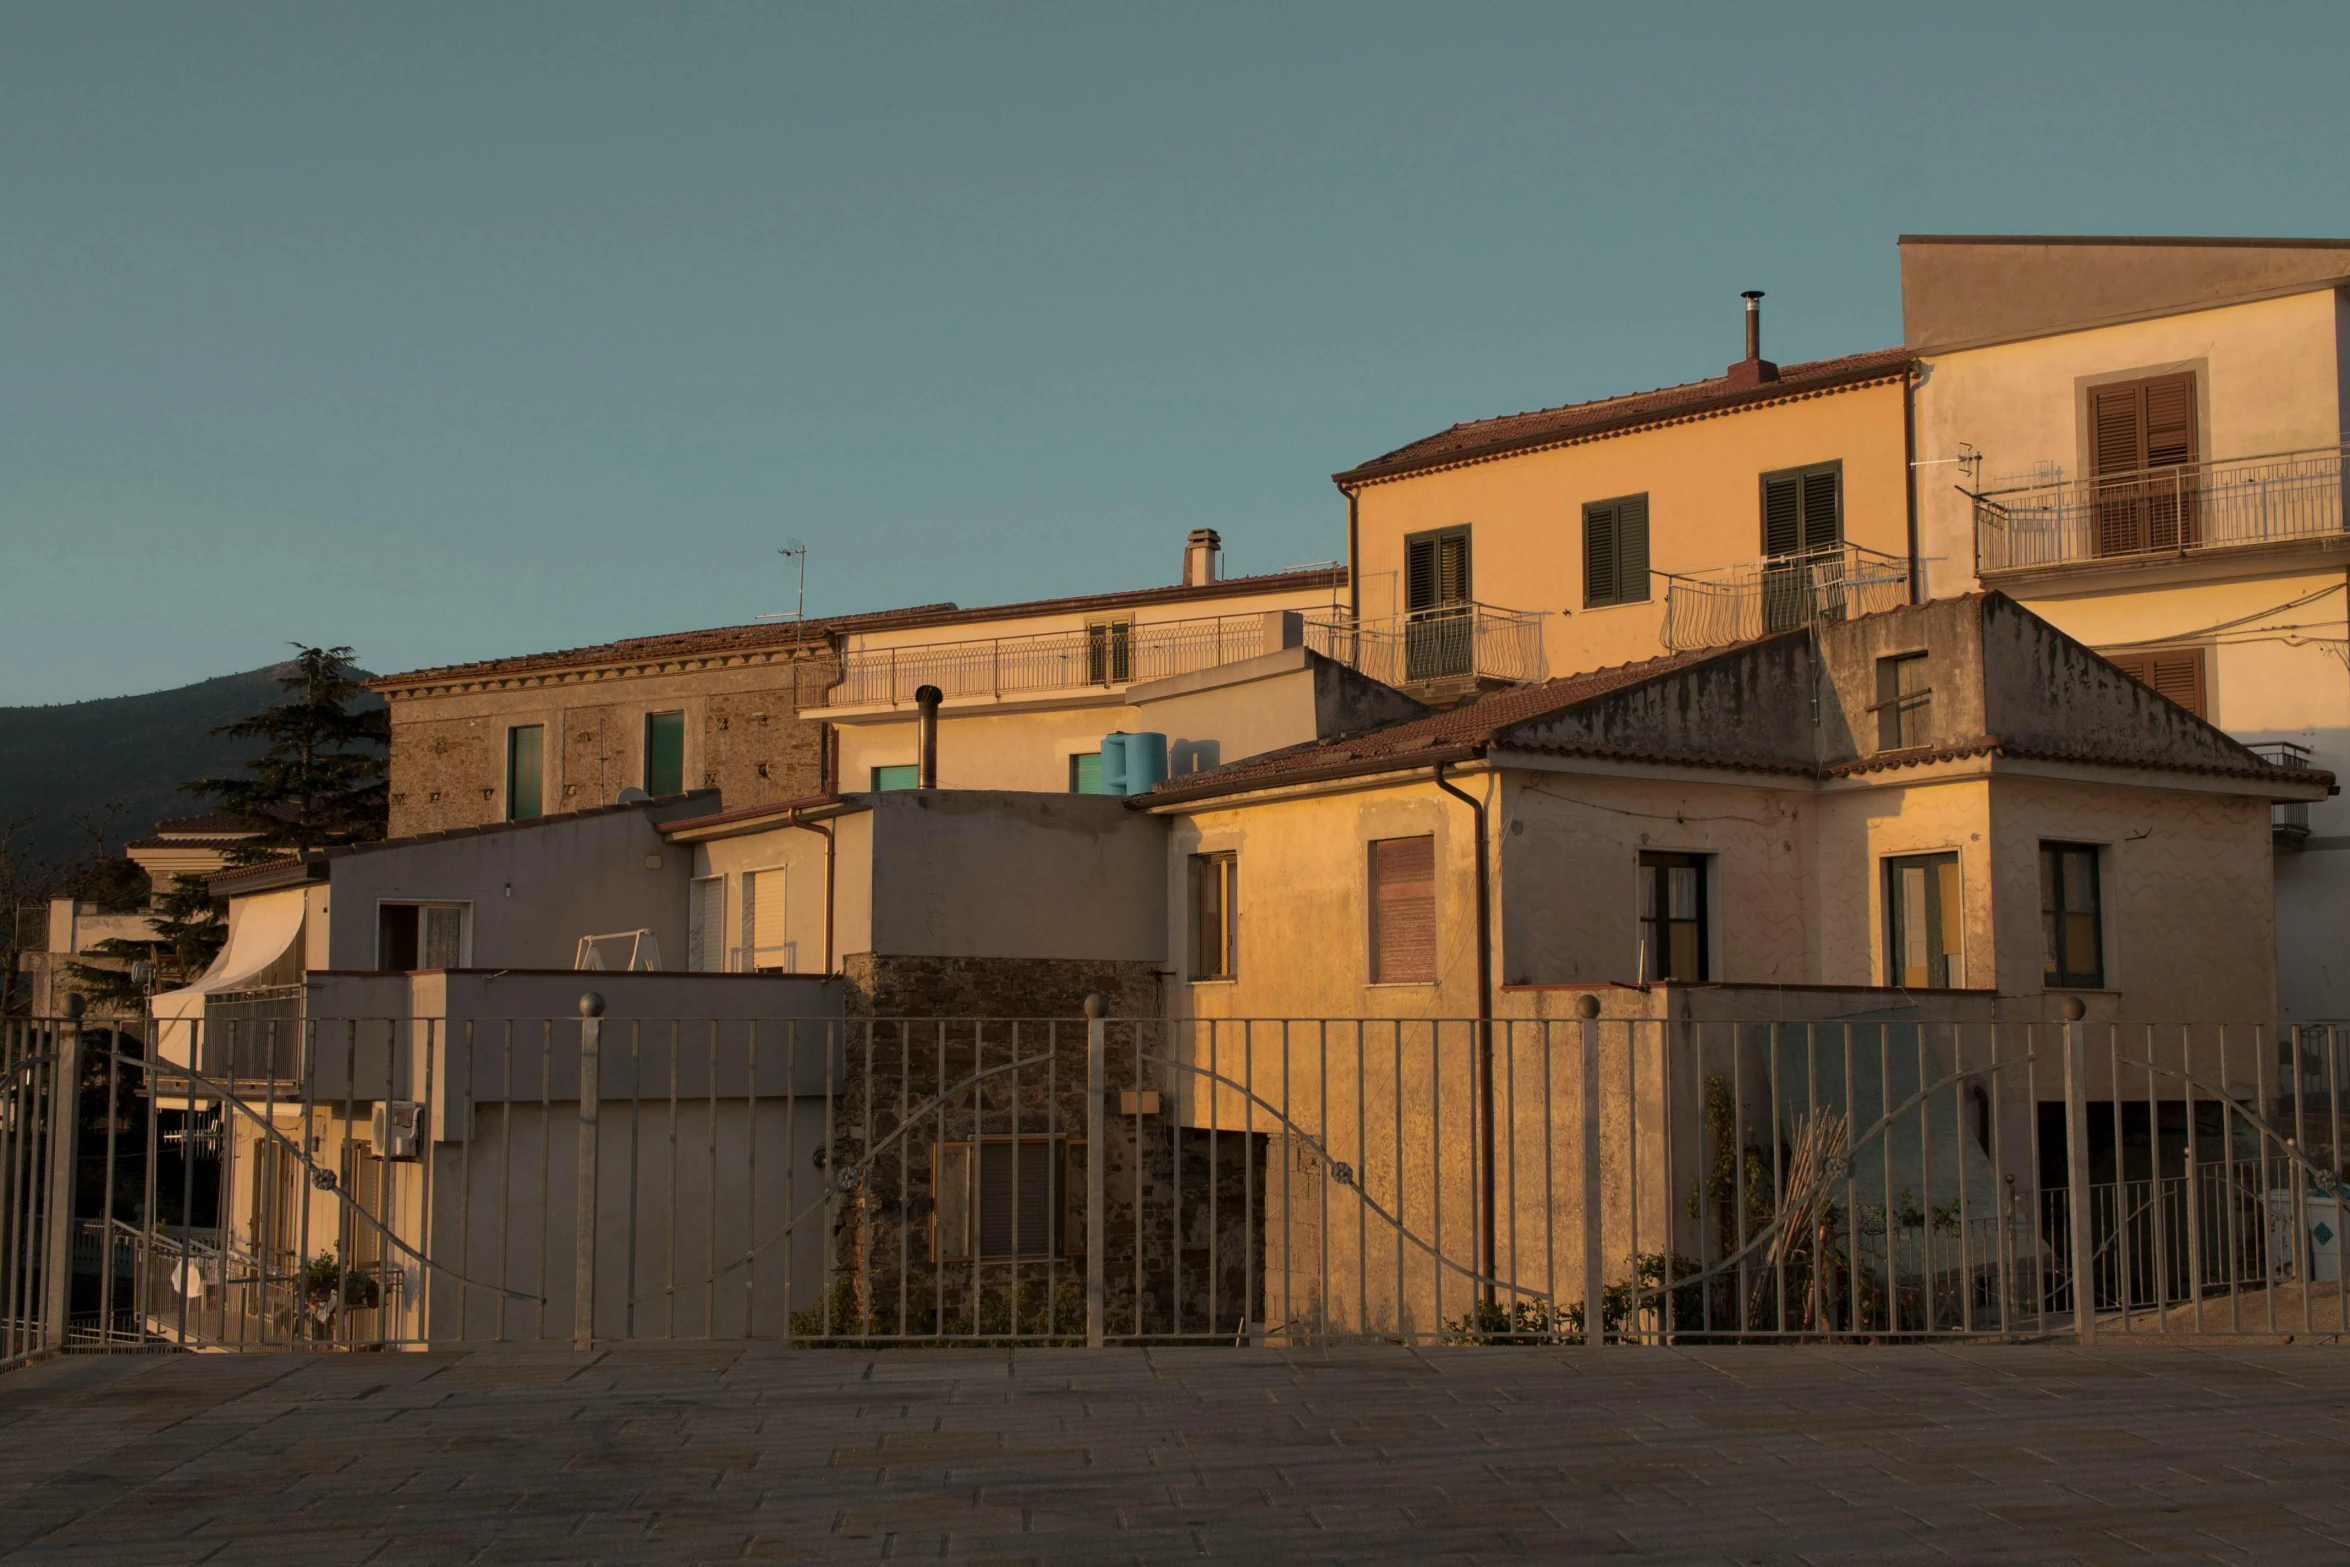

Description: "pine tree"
186 645 389 864
65 874 229 1011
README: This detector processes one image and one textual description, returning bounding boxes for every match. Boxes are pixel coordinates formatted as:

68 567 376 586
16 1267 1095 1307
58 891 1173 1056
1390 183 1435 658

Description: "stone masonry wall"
382 652 838 837
814 954 1260 1340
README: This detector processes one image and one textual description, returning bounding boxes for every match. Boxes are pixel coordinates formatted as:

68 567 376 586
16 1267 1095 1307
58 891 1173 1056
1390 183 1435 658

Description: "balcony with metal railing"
1660 544 1913 652
2249 740 2315 850
1973 443 2348 578
1301 603 1547 691
812 612 1277 709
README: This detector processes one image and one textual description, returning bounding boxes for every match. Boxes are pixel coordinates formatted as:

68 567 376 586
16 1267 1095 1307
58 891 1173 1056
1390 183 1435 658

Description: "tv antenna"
757 538 809 641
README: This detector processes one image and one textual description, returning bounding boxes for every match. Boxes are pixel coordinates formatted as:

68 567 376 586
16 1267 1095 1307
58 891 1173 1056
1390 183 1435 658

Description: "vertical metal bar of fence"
1732 1022 1749 1338
2221 1026 2242 1335
625 1022 641 1343
39 1010 79 1353
1578 996 1602 1347
139 1021 161 1349
574 994 603 1351
2109 1024 2129 1336
1877 1023 1894 1336
1084 994 1106 1349
2333 1025 2346 1338
744 1021 759 1340
1990 1025 2010 1337
535 1020 552 1342
783 1020 798 1344
1840 1022 1857 1341
416 1018 439 1348
454 1020 472 1344
2181 1025 2201 1330
2143 1026 2165 1337
2 1022 26 1360
1544 1020 1560 1341
96 1033 121 1347
1132 1018 1144 1340
665 1022 679 1340
1316 1021 1329 1337
497 1024 514 1342
2062 999 2094 1345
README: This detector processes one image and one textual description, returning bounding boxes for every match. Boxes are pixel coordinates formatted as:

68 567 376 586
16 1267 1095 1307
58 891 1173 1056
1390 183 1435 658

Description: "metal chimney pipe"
1742 290 1764 362
914 684 942 788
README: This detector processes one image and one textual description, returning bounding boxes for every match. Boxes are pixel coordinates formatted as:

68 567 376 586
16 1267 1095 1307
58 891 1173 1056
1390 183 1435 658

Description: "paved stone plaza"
2 1343 2346 1563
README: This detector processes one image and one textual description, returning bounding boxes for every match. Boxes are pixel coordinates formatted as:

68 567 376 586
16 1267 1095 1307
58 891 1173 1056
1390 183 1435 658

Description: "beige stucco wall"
832 655 1336 792
1162 759 2281 1030
695 823 837 975
1347 377 1910 676
1914 288 2346 585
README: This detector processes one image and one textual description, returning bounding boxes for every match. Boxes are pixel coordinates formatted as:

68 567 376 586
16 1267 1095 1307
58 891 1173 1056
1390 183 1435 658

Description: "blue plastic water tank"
1099 731 1169 796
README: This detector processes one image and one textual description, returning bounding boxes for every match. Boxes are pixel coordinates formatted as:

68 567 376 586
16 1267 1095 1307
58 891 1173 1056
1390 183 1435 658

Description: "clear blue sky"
7 2 2347 705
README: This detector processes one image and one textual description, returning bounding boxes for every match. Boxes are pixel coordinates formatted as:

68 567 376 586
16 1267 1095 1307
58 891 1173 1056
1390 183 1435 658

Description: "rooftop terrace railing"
814 612 1275 708
1660 544 1913 652
1974 443 2348 576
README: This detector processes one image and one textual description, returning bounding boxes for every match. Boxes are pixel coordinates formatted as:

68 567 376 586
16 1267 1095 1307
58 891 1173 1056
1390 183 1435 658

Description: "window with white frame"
735 868 792 973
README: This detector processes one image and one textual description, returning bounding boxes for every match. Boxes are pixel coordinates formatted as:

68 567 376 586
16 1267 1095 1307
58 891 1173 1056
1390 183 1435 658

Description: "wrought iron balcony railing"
1302 603 1546 689
816 613 1275 708
2248 740 2315 849
1973 443 2348 576
1660 544 1913 652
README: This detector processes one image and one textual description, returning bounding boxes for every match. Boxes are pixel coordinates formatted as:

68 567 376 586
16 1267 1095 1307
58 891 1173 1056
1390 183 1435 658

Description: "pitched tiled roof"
371 606 956 690
208 790 718 896
371 566 1350 693
126 835 248 851
1142 644 1758 804
1826 736 2332 788
1335 348 1914 487
151 813 257 836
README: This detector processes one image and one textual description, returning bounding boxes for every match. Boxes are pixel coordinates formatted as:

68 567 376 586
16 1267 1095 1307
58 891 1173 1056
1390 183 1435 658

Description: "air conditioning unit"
369 1101 422 1160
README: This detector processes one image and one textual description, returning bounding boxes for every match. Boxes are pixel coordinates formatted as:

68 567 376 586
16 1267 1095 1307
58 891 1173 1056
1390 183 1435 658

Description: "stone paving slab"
3 1344 2348 1563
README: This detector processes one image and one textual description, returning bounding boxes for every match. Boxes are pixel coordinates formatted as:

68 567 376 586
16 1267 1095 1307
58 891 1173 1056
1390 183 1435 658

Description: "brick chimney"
1725 290 1779 389
1182 528 1222 586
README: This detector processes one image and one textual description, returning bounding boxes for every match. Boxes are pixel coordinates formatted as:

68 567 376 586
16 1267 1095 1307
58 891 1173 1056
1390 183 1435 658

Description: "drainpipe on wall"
776 805 837 976
1433 756 1497 1310
915 685 942 789
1904 366 1923 603
1345 487 1361 625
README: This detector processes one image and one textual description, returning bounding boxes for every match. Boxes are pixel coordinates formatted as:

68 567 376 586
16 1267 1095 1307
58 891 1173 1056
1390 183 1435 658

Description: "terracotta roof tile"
1143 644 1757 804
1335 347 1914 486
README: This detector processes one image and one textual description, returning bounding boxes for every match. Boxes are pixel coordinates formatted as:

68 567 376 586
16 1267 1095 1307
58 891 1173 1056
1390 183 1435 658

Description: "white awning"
154 888 308 1068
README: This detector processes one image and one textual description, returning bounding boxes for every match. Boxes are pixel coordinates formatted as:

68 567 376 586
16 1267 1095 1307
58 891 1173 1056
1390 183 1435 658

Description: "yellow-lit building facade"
1906 236 2350 1018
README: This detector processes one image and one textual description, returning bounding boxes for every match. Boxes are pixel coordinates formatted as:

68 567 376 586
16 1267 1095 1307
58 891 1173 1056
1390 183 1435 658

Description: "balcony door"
1403 527 1472 681
1760 463 1842 634
2090 373 2199 556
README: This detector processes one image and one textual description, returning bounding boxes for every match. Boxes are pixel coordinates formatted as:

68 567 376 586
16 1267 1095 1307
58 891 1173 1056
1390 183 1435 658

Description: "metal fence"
817 613 1274 708
6 1002 2347 1360
1302 604 1546 689
1974 443 2348 576
1660 544 1914 652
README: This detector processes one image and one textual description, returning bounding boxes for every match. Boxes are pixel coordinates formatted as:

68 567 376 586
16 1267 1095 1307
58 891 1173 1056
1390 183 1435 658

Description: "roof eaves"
1332 353 1913 490
1139 743 1487 809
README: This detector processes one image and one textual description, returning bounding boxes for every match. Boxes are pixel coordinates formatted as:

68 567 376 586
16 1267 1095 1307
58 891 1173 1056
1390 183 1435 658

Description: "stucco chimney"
1726 290 1779 389
1182 528 1222 586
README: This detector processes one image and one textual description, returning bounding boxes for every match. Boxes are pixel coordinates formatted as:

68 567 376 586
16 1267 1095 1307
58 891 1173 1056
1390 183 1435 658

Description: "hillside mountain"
0 663 383 867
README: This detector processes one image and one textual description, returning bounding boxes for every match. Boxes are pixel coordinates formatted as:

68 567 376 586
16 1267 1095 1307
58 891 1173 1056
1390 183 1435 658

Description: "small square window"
932 1138 1068 1261
871 764 920 791
1069 752 1104 794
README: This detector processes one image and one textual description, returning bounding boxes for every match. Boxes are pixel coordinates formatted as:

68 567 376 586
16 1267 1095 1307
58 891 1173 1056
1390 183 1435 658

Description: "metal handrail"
1660 543 1913 651
815 612 1274 708
1301 602 1546 687
1974 442 2349 575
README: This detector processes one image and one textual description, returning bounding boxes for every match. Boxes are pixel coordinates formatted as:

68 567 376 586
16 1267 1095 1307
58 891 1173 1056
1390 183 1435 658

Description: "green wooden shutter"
643 710 685 796
1763 474 1802 558
1801 468 1840 552
1616 493 1649 603
1405 536 1437 612
1582 502 1617 609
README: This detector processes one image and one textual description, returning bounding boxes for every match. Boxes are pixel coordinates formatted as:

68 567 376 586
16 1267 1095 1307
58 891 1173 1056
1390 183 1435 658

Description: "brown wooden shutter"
2103 647 2207 717
2143 374 2197 469
2091 383 2146 477
1436 533 1470 604
1371 835 1437 983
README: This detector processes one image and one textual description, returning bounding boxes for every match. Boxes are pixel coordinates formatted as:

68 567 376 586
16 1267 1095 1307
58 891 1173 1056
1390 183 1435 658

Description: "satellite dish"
615 786 651 804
